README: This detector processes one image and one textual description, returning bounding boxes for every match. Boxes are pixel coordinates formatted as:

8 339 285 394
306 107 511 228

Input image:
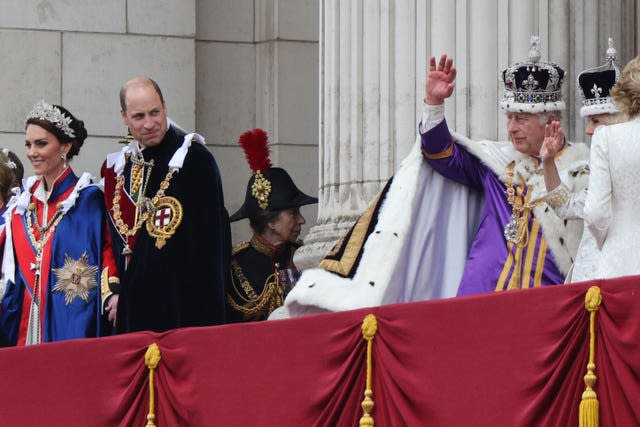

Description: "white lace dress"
584 119 640 279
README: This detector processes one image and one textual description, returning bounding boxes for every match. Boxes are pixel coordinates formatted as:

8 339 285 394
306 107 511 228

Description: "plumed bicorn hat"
500 35 566 114
577 38 622 118
229 128 318 222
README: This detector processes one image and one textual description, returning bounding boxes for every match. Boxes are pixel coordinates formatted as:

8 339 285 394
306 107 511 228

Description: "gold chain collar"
26 202 66 251
24 202 67 324
503 161 543 247
111 163 176 240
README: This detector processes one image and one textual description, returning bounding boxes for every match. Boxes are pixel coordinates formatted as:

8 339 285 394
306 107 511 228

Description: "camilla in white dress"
541 41 628 282
584 117 640 278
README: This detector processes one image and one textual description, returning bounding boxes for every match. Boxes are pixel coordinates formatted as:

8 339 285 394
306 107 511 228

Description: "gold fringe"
579 286 602 427
359 314 378 427
145 343 162 427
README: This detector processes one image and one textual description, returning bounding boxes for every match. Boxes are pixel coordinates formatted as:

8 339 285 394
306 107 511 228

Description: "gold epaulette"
231 241 250 256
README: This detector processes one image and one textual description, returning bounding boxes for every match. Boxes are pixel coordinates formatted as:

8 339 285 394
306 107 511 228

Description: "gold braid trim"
319 190 383 276
100 268 111 301
145 343 162 427
100 268 120 314
359 314 377 427
421 144 454 160
579 286 602 427
100 268 112 314
231 241 250 256
227 259 284 320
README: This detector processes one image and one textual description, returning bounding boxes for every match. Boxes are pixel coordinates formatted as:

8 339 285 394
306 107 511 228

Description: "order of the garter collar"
26 100 76 138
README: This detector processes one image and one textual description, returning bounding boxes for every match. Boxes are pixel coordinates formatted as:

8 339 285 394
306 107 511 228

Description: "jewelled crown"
26 100 75 138
500 36 566 113
577 38 621 117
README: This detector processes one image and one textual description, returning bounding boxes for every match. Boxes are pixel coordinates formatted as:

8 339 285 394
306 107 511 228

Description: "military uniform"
227 235 301 322
228 128 317 322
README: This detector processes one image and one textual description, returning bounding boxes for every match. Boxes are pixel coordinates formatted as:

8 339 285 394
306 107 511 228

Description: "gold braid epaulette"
231 241 250 256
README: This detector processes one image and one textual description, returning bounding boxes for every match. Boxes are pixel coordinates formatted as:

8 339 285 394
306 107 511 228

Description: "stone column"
296 0 639 270
295 0 418 269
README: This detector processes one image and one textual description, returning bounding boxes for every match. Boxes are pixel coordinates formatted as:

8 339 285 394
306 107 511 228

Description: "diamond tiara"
26 100 76 138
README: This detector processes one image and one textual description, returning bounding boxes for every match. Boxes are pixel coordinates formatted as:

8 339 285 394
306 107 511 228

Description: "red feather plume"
237 128 272 173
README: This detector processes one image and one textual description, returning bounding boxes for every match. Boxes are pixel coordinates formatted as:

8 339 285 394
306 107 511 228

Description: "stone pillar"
296 0 639 270
295 0 418 269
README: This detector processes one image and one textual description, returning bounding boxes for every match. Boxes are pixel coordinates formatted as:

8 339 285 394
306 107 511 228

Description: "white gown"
584 119 640 279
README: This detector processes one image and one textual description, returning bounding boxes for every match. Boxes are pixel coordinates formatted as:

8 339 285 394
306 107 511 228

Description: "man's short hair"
119 77 165 112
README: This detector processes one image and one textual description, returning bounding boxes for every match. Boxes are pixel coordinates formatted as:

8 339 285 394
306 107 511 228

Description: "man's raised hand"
540 120 564 161
425 55 457 105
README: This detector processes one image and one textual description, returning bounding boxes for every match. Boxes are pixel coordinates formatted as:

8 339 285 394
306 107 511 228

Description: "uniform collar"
251 233 285 258
250 234 303 257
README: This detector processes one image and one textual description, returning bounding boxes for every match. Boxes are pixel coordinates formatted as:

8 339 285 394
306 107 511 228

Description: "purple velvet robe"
421 120 564 296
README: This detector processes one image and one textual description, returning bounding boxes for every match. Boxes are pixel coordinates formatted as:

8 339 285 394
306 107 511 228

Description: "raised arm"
420 55 485 190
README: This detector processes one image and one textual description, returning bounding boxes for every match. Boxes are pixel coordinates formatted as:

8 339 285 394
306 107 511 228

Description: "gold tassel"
145 343 162 427
579 286 602 427
359 314 378 427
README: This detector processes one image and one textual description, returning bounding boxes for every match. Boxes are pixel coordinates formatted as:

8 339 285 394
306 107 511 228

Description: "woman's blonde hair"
602 111 628 125
611 55 640 118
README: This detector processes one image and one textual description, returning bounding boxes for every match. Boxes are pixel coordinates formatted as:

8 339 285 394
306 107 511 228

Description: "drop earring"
61 153 68 169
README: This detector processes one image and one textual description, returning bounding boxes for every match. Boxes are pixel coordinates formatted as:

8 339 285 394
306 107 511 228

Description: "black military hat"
230 129 318 222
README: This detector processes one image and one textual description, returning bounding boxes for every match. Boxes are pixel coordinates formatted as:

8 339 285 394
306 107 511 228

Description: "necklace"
111 160 176 255
26 202 66 253
24 201 68 345
30 202 63 236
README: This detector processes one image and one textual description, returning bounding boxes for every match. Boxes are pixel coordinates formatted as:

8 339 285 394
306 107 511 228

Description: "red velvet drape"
0 276 639 426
